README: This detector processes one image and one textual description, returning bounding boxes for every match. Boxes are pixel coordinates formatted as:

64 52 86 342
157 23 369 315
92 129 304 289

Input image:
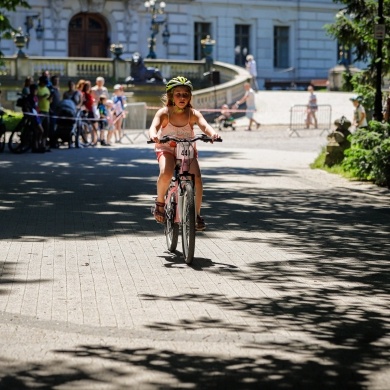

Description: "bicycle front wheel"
181 182 196 264
8 119 32 154
165 192 179 252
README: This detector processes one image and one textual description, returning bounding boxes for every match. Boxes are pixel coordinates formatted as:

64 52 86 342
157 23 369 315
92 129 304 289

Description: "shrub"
342 121 390 187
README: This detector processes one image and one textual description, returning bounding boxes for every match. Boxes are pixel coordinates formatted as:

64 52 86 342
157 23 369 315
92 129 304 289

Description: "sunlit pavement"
0 126 389 389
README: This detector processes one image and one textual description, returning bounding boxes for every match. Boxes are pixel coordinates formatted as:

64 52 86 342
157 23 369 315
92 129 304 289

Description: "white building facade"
1 0 340 88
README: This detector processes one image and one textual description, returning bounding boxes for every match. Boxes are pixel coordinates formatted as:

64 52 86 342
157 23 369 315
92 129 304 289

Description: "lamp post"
374 0 384 121
144 1 169 59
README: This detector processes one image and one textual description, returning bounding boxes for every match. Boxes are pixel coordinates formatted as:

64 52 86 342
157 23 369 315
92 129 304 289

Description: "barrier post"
287 104 332 137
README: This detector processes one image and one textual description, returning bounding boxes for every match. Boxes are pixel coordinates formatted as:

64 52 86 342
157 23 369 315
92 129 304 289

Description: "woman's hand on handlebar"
149 131 159 144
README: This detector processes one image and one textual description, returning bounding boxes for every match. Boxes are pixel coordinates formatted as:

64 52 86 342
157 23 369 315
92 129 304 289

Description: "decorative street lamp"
24 14 45 48
144 1 169 59
12 27 28 58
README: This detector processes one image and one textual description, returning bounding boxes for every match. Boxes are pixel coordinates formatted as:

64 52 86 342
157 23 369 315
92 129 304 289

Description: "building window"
194 22 211 60
274 26 289 68
337 42 351 66
235 24 250 66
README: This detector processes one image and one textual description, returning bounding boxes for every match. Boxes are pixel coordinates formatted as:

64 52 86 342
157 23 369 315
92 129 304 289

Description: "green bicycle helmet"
165 76 193 92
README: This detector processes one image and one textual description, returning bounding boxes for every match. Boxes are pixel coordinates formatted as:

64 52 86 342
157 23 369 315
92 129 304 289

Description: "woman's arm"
235 92 248 107
149 108 166 142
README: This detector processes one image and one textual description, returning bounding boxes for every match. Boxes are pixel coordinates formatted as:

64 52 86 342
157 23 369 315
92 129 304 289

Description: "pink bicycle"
148 134 222 264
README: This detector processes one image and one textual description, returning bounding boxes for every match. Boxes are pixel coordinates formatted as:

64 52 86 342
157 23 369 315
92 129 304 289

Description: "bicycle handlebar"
147 134 222 144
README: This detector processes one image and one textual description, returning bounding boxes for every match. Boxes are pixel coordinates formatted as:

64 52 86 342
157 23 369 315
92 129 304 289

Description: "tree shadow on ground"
0 338 383 389
0 261 50 296
1 146 389 389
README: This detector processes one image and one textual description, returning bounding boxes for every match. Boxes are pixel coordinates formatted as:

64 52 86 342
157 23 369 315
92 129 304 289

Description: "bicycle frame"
166 141 196 225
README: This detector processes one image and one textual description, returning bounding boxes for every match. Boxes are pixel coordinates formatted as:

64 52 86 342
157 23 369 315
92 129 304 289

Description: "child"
112 84 126 143
215 104 236 130
105 99 115 145
350 95 367 130
148 76 221 230
97 95 110 146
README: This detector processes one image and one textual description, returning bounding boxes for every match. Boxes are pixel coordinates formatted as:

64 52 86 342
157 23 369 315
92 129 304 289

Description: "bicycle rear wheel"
8 119 33 154
165 192 179 252
181 182 196 264
78 121 93 147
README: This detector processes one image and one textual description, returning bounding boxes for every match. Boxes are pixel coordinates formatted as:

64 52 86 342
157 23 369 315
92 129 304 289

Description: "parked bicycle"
0 107 7 152
74 109 94 147
148 134 222 264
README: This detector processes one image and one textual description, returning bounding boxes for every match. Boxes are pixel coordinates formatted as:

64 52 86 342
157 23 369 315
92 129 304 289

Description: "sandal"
196 215 206 231
153 201 166 224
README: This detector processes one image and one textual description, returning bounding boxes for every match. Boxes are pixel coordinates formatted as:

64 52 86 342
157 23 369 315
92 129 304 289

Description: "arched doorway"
69 13 109 57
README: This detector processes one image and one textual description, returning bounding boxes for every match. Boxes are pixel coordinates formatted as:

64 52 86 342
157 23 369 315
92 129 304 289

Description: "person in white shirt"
350 95 368 130
234 82 260 131
245 54 259 92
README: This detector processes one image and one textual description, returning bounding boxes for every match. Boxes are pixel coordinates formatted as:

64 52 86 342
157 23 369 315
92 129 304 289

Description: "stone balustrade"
0 56 250 111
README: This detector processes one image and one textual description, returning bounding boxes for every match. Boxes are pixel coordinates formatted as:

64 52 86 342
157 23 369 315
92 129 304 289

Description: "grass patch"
310 147 356 179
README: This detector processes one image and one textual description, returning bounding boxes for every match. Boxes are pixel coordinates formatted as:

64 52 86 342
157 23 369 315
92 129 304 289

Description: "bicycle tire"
79 121 93 147
8 119 33 154
0 124 6 152
165 192 179 252
181 182 196 264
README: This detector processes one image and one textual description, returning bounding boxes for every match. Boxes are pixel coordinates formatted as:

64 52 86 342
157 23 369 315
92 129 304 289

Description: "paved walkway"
0 123 389 389
246 90 356 126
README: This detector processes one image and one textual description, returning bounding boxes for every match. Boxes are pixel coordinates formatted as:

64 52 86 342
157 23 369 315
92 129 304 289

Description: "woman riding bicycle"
149 76 221 230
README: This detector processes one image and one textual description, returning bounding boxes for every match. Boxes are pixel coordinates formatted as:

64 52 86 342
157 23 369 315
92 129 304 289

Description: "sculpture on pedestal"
125 52 165 84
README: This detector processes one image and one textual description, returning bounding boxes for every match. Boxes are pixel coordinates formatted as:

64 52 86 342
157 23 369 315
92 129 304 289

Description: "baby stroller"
214 104 236 131
53 99 77 147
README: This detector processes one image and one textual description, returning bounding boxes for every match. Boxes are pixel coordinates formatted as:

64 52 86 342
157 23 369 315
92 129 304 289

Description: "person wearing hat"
350 95 367 130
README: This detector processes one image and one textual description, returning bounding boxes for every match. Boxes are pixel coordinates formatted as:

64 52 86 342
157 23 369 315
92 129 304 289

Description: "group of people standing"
21 74 127 150
60 76 127 146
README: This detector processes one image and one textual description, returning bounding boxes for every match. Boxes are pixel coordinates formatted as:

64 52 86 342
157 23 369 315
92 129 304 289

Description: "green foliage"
342 120 390 186
310 147 354 178
325 0 390 85
0 1 30 59
3 110 23 132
